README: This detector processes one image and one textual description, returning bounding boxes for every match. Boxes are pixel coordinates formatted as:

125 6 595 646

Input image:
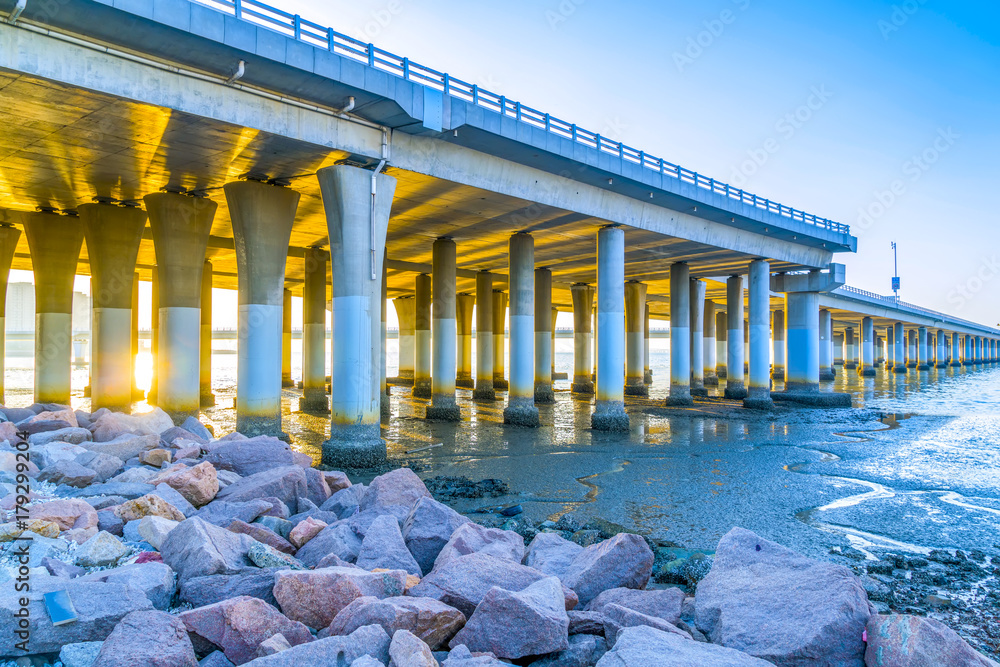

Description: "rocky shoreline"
0 403 997 666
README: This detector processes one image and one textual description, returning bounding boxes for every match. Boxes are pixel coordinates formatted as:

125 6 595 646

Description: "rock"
288 516 327 549
216 466 308 515
112 466 158 484
206 435 295 476
248 542 305 570
321 483 367 519
201 651 237 667
149 461 219 507
440 645 506 666
116 493 186 522
255 633 291 658
137 515 179 550
59 641 104 667
135 551 163 564
28 498 98 531
140 448 173 466
70 481 157 500
123 519 143 542
175 445 202 461
82 433 160 461
217 470 242 488
227 519 295 554
361 468 431 514
358 514 424 576
179 570 281 608
601 603 690 645
1 518 60 540
0 580 152 656
90 408 173 441
92 610 198 666
584 587 685 625
42 556 86 578
303 467 332 506
316 552 362 569
351 657 387 667
76 451 125 482
274 567 408 629
561 533 653 607
28 425 92 446
596 625 772 666
254 515 293 539
161 424 206 446
180 595 313 665
409 553 578 618
694 527 870 667
182 416 213 441
329 595 466 651
197 499 275 526
324 471 352 493
75 530 129 567
26 407 78 427
294 521 363 567
153 482 197 517
449 577 568 659
19 418 75 435
434 522 524 571
567 610 606 636
532 634 608 667
389 629 437 667
83 561 177 611
864 614 998 667
524 532 584 578
402 497 470 575
0 406 35 422
31 441 89 469
160 517 255 582
244 624 390 666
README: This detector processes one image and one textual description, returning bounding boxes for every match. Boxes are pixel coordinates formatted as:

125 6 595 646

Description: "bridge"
0 0 996 465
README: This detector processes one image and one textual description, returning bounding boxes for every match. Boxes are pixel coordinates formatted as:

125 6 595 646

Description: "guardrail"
191 0 851 237
835 286 998 333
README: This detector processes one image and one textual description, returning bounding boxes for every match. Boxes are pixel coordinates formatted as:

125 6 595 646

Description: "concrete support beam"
861 317 876 376
593 226 628 429
474 272 495 400
950 333 961 367
844 327 857 370
894 322 907 373
704 300 718 386
819 310 834 381
456 293 475 389
492 290 508 390
667 262 694 406
534 267 554 403
772 309 786 381
744 320 750 375
833 333 844 366
131 271 140 400
917 327 929 371
0 226 20 404
319 164 396 467
644 304 653 384
504 232 540 427
784 291 820 392
571 284 595 394
413 274 432 398
428 237 460 421
200 260 215 406
79 203 146 412
715 311 727 379
724 275 746 399
302 247 329 412
690 279 707 397
936 330 947 369
224 181 300 437
907 329 917 368
150 267 159 401
624 281 648 397
745 259 773 409
885 326 894 371
145 193 216 421
393 296 415 381
551 308 560 380
381 253 389 420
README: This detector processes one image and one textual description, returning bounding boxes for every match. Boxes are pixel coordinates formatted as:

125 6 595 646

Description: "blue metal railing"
192 0 851 237
836 286 998 333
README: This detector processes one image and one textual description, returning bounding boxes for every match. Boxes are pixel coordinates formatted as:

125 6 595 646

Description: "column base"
860 368 877 377
493 378 509 390
456 376 475 389
425 403 461 421
844 363 857 370
412 380 432 399
704 373 719 386
819 369 836 381
723 382 747 400
935 362 948 369
282 379 294 388
772 389 852 408
591 401 629 431
323 425 386 468
553 372 569 381
388 377 415 387
690 386 708 397
916 364 930 371
907 362 917 368
381 396 391 421
83 385 91 397
644 370 653 384
534 383 555 404
236 416 287 441
473 382 497 401
715 367 727 379
624 380 648 397
200 393 216 407
771 369 785 380
743 388 774 410
572 374 594 394
503 399 540 427
665 385 694 406
893 366 908 374
299 396 330 413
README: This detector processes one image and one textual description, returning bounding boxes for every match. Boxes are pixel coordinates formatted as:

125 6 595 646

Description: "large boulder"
327 595 466 650
179 570 282 608
357 514 423 576
273 567 408 630
137 515 179 550
293 521 363 567
585 587 685 626
561 533 653 607
38 459 97 487
116 493 186 523
402 497 470 574
92 610 198 667
90 408 173 441
595 625 773 666
227 519 295 554
321 483 367 519
159 517 256 582
600 603 690 645
532 634 608 667
388 629 436 667
179 596 313 665
434 521 524 571
149 461 219 507
524 532 584 578
76 451 124 482
360 468 431 514
243 624 390 666
449 577 569 660
75 530 129 568
28 426 92 446
215 466 307 514
30 440 89 468
864 614 999 667
695 527 871 666
82 433 160 460
196 499 274 526
82 561 177 611
206 436 295 476
59 642 105 667
27 498 98 531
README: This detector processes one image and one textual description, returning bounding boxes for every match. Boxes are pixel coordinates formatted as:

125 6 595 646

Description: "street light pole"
891 241 900 302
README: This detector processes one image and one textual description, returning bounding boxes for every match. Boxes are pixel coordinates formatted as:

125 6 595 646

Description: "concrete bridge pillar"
0 226 20 403
392 296 415 382
593 226 628 429
861 317 876 376
456 293 475 389
571 283 595 394
318 164 395 467
724 275 746 399
690 279 707 397
844 327 857 369
772 309 786 381
200 261 215 407
951 333 962 367
745 259 772 409
381 256 389 420
534 268 554 403
624 281 647 397
819 309 835 381
150 267 159 401
936 330 948 369
644 305 652 384
916 327 929 371
704 300 718 386
492 290 508 390
131 271 141 400
715 311 728 379
429 237 460 421
504 232 540 427
744 320 750 375
906 329 916 368
474 272 495 400
552 308 560 380
79 204 146 412
224 181 300 437
964 335 973 365
667 262 694 406
833 333 844 367
413 274 432 398
893 323 907 373
24 213 84 406
784 291 820 392
302 247 329 412
977 337 984 364
884 327 894 370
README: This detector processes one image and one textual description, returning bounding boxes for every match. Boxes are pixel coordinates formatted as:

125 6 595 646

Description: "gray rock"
561 533 653 607
39 459 97 487
199 651 236 667
244 624 391 666
584 587 685 626
601 603 690 646
357 514 423 576
30 441 89 469
92 610 198 666
532 634 608 667
254 515 294 539
161 425 206 446
449 576 569 659
196 499 274 526
864 614 998 667
80 433 160 461
247 542 306 570
153 482 196 517
215 466 308 514
434 521 524 571
0 406 36 422
111 466 158 484
294 520 363 567
255 632 291 657
69 482 156 500
59 641 104 667
122 519 143 542
350 656 386 667
321 483 367 519
206 435 294 476
441 645 507 666
388 629 436 667
179 569 282 608
227 519 295 554
567 610 606 636
216 470 242 488
595 625 773 666
402 497 470 575
327 595 467 651
82 561 177 611
29 426 93 446
75 451 125 482
524 532 584 578
159 517 256 582
182 416 213 441
75 530 129 567
137 515 179 550
42 555 85 579
274 567 408 630
360 468 430 514
694 527 871 667
303 466 332 507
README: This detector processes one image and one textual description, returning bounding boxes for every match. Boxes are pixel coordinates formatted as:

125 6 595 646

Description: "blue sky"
271 0 1000 326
